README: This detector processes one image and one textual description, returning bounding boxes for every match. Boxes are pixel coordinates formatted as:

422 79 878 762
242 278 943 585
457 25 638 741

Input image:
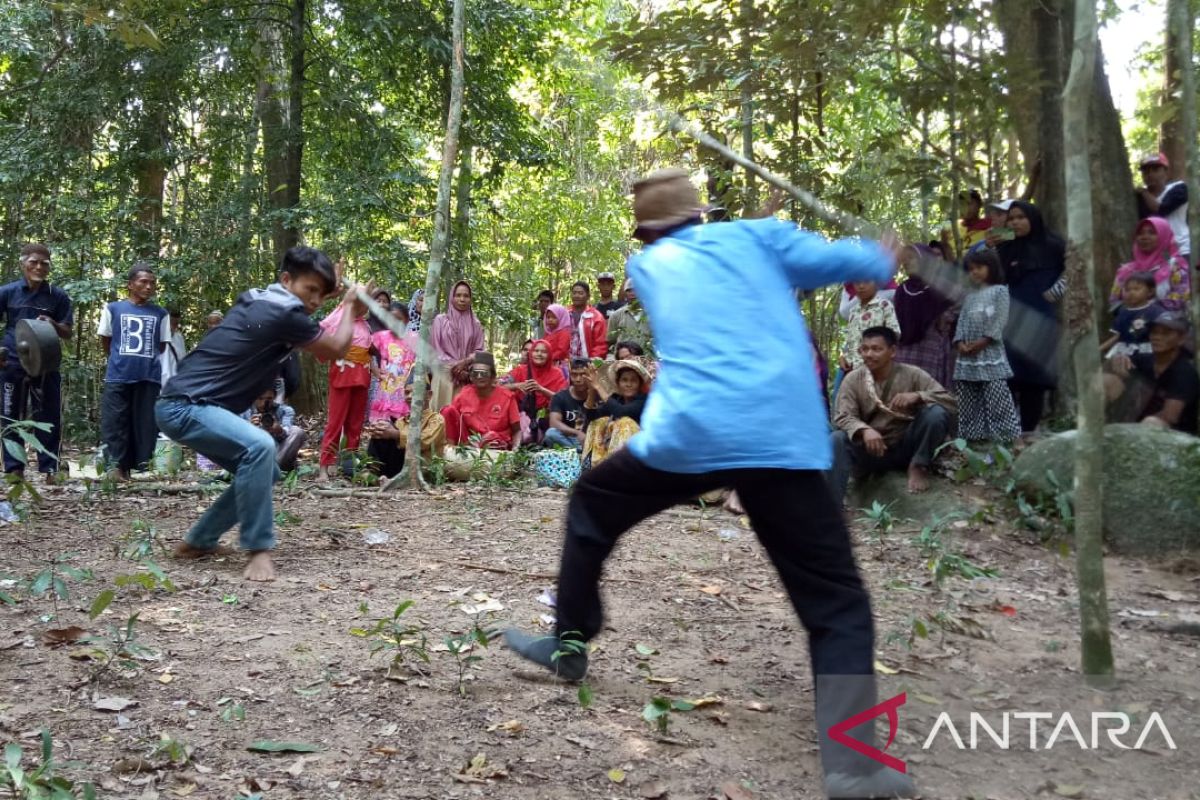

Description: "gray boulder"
847 471 975 524
1011 424 1200 555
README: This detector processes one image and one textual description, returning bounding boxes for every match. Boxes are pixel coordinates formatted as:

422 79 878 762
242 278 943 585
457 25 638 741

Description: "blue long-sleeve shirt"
626 218 893 473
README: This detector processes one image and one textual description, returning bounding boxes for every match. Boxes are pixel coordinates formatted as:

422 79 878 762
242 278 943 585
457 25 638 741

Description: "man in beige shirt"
828 326 956 499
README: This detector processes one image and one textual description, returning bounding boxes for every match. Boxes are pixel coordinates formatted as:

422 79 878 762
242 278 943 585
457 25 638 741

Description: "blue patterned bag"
534 448 581 489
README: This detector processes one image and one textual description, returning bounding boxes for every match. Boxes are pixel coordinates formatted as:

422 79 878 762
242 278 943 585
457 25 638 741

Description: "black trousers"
367 435 406 479
2 365 62 474
1009 380 1047 433
101 381 161 472
556 448 881 775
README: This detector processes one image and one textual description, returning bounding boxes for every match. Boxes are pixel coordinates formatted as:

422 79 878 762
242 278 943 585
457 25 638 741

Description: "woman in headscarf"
997 201 1066 434
502 339 569 444
367 289 393 333
1108 217 1190 313
406 288 424 333
430 280 485 411
540 303 573 365
894 244 958 388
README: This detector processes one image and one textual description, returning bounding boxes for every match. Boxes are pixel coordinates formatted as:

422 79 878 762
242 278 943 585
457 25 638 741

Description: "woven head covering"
632 168 704 231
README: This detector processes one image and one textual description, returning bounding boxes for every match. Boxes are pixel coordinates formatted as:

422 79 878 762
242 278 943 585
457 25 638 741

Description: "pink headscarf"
431 280 485 362
543 303 571 333
1109 217 1190 310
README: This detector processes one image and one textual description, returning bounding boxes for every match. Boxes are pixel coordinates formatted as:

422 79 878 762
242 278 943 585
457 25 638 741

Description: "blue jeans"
543 427 583 451
155 398 279 552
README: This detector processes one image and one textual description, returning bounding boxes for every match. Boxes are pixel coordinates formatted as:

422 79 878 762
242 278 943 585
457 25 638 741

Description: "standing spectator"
606 281 652 355
533 289 555 337
367 289 393 333
839 280 900 374
204 310 224 332
98 264 171 479
567 281 608 360
953 249 1022 443
160 308 185 386
997 200 1065 434
406 288 424 333
0 243 73 479
316 298 373 482
944 189 992 256
541 303 573 364
594 272 625 318
894 245 957 388
1136 152 1189 262
430 280 485 411
1108 217 1190 313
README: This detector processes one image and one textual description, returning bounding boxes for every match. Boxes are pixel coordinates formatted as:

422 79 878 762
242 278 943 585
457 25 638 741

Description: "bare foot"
723 489 745 515
244 551 276 582
173 541 235 559
315 465 332 484
906 464 931 494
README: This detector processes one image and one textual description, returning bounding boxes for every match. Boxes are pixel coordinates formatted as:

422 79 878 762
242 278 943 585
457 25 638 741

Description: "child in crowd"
367 369 446 478
952 249 1021 443
1101 272 1162 359
614 341 644 361
156 247 370 581
839 279 900 375
541 303 572 364
369 302 417 423
316 294 373 481
1108 217 1190 313
98 264 171 480
582 359 650 468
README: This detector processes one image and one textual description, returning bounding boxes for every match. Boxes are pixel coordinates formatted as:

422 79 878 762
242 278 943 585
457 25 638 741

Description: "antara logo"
828 693 1178 774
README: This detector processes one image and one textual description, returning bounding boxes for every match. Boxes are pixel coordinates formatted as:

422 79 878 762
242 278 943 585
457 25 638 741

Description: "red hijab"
508 340 567 409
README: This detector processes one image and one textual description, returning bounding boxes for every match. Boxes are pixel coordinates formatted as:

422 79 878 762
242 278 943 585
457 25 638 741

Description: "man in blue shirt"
505 170 915 798
98 264 171 479
0 243 73 478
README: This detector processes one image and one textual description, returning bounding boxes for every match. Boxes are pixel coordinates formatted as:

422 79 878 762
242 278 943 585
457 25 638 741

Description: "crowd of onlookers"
0 151 1194 495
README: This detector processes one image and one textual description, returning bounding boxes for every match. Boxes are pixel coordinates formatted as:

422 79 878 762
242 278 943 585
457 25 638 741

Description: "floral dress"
841 296 901 370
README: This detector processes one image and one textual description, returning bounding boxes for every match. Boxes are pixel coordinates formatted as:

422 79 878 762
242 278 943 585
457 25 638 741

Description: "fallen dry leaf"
41 626 88 647
699 585 723 596
459 753 507 781
745 701 772 713
608 767 626 784
110 757 155 774
93 696 136 712
638 779 668 799
722 781 754 800
486 719 525 735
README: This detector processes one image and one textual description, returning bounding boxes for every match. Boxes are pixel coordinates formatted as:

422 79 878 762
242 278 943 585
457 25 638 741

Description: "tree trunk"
739 0 756 211
451 138 473 282
1171 0 1200 398
1086 42 1137 300
392 0 466 490
1062 0 1115 684
1160 0 1188 178
258 0 305 267
132 107 168 259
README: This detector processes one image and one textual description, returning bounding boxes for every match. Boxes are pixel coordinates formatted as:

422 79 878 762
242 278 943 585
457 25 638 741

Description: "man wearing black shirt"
594 272 625 319
156 247 371 581
1105 311 1198 434
544 359 591 449
0 243 73 479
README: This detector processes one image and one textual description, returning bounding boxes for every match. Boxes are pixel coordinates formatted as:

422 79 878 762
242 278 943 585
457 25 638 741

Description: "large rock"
1011 424 1200 555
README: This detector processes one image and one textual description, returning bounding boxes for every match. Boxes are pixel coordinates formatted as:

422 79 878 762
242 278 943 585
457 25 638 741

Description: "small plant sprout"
349 600 431 679
641 696 697 734
1 729 97 799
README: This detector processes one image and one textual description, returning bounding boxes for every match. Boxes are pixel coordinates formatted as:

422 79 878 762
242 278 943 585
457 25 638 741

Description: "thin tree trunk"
1160 0 1187 178
1063 0 1115 684
258 0 304 267
739 0 756 211
1171 0 1200 397
391 0 466 490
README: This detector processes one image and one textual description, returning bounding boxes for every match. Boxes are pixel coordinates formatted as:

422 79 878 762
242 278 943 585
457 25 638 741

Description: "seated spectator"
243 388 306 471
582 359 651 468
1104 311 1198 434
606 281 652 354
441 352 521 450
503 339 568 443
544 359 591 450
828 326 955 499
840 279 901 374
894 245 957 388
541 303 572 364
1101 272 1162 359
1107 217 1190 313
953 249 1022 444
367 370 446 478
614 340 644 361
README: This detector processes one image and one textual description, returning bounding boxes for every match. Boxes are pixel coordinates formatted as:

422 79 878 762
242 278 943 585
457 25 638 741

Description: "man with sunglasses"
0 244 73 479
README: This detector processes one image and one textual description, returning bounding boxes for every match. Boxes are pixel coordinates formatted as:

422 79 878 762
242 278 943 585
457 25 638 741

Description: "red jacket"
575 306 608 359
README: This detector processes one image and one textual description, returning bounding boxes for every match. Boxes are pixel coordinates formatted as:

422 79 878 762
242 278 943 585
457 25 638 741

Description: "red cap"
1139 152 1169 169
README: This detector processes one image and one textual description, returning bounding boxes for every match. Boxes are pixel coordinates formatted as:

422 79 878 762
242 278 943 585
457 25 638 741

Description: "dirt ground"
2 472 1199 800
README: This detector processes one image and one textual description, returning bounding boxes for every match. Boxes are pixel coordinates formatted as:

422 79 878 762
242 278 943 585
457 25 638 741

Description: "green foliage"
2 729 96 800
349 600 431 677
911 513 998 586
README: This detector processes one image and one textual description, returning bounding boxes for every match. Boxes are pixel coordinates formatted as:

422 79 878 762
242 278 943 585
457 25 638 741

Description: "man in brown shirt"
828 326 957 499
